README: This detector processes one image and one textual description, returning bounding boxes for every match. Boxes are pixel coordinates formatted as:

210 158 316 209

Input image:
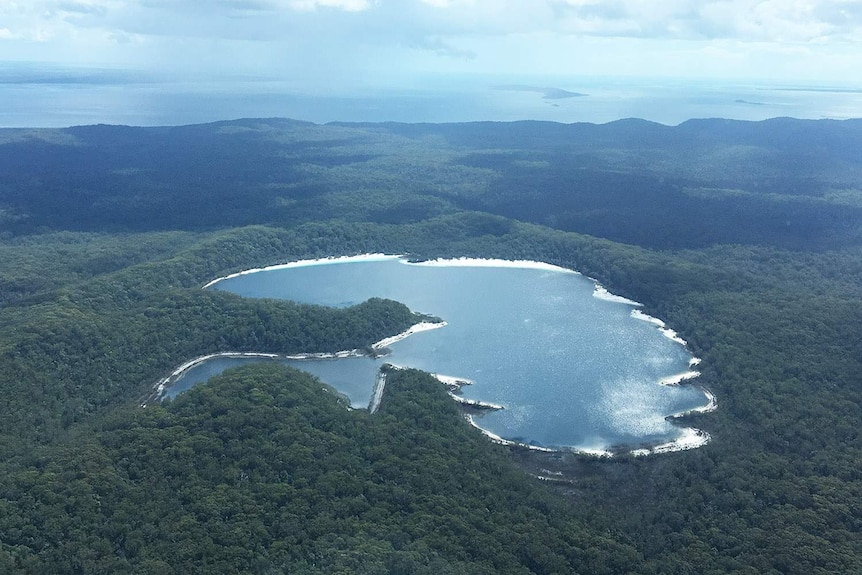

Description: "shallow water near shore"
168 256 710 453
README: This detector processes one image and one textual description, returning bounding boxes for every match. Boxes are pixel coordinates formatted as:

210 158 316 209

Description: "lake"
164 255 713 455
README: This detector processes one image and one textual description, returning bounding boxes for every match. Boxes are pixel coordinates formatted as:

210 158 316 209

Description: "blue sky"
1 0 861 88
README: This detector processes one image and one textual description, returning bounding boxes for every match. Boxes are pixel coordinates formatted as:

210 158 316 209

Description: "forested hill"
1 117 861 249
1 117 862 573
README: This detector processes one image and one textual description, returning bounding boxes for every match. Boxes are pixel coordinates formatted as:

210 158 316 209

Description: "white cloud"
279 0 376 11
0 0 860 84
5 0 860 44
541 0 861 41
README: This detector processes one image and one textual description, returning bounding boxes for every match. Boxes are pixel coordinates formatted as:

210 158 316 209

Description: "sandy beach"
405 256 578 274
371 321 447 351
659 370 702 386
592 284 643 306
202 253 400 289
631 427 711 456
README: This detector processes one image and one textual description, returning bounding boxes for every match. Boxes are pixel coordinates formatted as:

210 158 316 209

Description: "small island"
494 84 588 99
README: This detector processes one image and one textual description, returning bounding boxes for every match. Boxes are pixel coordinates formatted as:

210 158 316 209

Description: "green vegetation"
1 365 639 574
1 118 861 573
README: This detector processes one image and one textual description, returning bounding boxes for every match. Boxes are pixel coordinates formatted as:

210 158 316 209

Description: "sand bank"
669 387 717 417
631 427 711 456
631 308 689 346
630 309 665 326
659 370 702 386
371 321 447 351
659 327 688 346
592 285 643 306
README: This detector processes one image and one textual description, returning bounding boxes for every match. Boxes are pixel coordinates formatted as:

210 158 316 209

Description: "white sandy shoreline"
147 320 446 406
405 256 578 274
669 386 718 418
202 253 401 289
631 308 691 346
188 253 716 457
371 321 447 350
631 427 712 456
592 285 643 306
659 370 702 386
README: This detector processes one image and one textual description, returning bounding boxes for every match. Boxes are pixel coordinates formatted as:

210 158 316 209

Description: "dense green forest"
1 118 861 573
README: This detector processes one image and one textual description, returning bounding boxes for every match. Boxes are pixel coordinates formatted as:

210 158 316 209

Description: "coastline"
669 386 718 417
371 321 447 351
184 253 716 458
592 284 643 306
659 370 702 386
202 253 400 289
371 363 504 414
144 351 282 405
631 308 691 346
146 319 446 406
464 414 558 453
631 427 711 456
405 256 578 275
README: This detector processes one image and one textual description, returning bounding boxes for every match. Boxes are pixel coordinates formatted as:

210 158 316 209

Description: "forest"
0 117 861 573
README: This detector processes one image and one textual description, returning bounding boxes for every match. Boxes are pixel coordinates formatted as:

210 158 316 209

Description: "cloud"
409 36 476 60
55 1 110 16
287 0 375 11
406 0 862 42
0 0 860 84
549 0 862 42
5 0 860 45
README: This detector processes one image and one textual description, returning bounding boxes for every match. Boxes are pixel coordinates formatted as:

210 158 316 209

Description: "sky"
1 0 862 88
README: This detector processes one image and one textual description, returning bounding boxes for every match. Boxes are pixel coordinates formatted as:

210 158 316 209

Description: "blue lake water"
166 256 711 453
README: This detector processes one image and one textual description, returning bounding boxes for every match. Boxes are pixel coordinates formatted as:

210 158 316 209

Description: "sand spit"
371 321 447 351
451 396 505 410
631 308 689 345
426 372 503 410
631 309 665 326
669 387 718 417
592 285 643 306
630 427 711 456
659 370 702 386
659 327 688 346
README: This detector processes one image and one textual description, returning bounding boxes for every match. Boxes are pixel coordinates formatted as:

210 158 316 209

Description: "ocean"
1 69 861 128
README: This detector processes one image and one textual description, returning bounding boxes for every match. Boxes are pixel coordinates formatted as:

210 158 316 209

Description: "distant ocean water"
1 72 861 128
